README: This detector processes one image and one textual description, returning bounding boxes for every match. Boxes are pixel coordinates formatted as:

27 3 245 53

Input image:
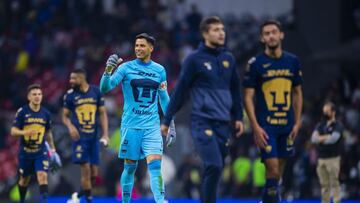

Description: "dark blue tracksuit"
163 43 243 203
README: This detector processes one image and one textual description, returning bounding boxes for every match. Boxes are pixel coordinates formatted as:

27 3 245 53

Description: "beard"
209 40 224 48
72 84 81 91
267 42 280 50
323 113 331 120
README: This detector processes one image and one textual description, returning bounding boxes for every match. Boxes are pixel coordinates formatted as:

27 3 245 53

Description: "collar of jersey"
199 42 224 55
135 58 153 66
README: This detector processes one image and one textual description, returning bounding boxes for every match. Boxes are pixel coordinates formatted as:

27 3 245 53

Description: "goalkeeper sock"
18 185 27 203
121 162 138 203
148 160 165 203
262 178 279 203
39 184 48 203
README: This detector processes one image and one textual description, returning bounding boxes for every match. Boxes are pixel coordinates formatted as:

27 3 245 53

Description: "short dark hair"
260 19 283 34
71 67 87 77
199 16 223 34
135 33 156 46
324 101 336 112
27 84 41 94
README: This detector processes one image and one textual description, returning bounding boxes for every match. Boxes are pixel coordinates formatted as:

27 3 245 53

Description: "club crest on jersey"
265 145 272 153
204 129 213 136
159 81 167 91
222 60 230 68
204 62 212 70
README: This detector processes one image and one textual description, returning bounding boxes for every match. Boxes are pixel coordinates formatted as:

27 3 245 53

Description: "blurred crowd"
0 0 359 201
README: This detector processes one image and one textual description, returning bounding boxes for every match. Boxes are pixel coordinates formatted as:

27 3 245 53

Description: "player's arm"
290 85 303 140
162 55 196 126
243 59 269 149
62 107 80 141
244 88 260 129
230 62 244 137
100 54 124 93
11 127 36 137
46 130 56 152
290 57 304 140
292 85 303 127
11 108 36 137
62 107 73 129
158 69 170 114
98 106 109 146
158 69 176 147
244 88 268 149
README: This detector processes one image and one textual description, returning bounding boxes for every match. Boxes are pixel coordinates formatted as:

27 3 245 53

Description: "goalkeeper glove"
105 54 123 74
166 120 176 147
45 141 62 173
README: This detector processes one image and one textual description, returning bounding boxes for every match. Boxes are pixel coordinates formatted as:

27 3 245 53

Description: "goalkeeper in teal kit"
100 33 175 203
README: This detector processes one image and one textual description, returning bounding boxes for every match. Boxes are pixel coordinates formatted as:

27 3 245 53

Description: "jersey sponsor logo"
222 60 230 68
26 118 46 124
132 108 153 115
204 62 212 70
76 98 96 105
263 69 293 78
131 71 158 78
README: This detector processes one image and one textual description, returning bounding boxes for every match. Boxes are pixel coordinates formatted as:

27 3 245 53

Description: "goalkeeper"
100 33 176 203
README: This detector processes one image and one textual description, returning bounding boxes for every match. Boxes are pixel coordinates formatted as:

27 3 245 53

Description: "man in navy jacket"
161 16 244 203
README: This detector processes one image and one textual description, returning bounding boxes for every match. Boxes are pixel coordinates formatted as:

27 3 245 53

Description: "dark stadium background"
0 0 359 202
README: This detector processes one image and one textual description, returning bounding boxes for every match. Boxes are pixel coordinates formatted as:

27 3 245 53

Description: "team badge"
222 60 230 68
159 81 167 91
43 161 49 170
265 145 272 153
287 137 294 146
204 129 213 136
204 62 212 70
76 145 82 152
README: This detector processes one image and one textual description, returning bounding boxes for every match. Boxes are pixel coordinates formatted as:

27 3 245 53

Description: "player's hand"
105 54 123 74
68 125 80 141
235 120 244 138
165 121 176 147
253 125 269 149
24 129 37 137
289 122 301 141
160 124 169 137
100 136 109 147
49 151 62 173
